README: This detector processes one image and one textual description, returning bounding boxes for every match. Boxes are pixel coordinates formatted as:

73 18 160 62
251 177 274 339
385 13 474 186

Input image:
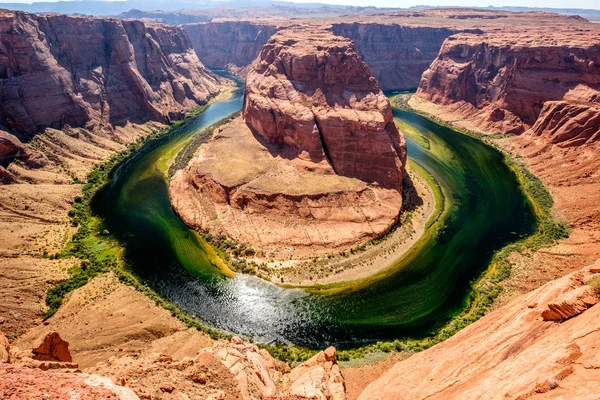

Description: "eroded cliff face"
171 26 406 258
0 10 222 141
415 31 600 143
243 26 406 189
184 21 280 76
331 23 457 90
358 260 600 400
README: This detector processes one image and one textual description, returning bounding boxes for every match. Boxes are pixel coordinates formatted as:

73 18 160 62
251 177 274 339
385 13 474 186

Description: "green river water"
91 85 536 348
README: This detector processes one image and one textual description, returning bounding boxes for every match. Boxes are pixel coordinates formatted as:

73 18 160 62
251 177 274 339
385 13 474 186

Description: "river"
91 85 535 349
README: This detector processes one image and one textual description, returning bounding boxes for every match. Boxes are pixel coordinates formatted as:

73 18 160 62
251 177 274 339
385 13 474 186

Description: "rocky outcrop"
31 332 72 362
184 21 280 76
286 347 345 400
171 27 406 258
88 335 344 400
0 10 222 140
331 23 457 90
357 260 600 399
243 26 406 189
527 98 600 147
0 364 140 400
415 30 600 141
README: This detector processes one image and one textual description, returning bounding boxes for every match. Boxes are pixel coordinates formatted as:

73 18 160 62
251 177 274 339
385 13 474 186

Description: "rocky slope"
331 23 457 90
171 26 406 258
358 259 600 399
184 21 280 76
415 29 600 140
1 275 348 399
0 10 222 143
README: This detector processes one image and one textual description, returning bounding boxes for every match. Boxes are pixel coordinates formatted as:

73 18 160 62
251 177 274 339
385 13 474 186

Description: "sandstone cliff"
243 26 406 189
415 30 600 143
331 23 457 90
0 10 222 142
171 26 406 258
358 260 600 399
184 21 280 76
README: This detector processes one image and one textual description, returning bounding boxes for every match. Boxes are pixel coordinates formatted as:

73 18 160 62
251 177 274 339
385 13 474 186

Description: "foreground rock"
31 332 72 362
0 10 222 142
358 260 600 399
88 336 344 400
0 364 140 400
171 26 406 258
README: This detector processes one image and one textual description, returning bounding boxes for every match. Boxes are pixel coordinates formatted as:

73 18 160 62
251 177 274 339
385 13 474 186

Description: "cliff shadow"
400 171 424 215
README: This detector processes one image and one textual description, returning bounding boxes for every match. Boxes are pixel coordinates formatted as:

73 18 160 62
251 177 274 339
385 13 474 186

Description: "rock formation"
415 29 600 143
357 260 600 399
31 332 72 362
184 21 280 76
171 26 406 257
0 364 140 399
0 10 222 141
285 347 345 400
86 335 345 400
243 27 406 188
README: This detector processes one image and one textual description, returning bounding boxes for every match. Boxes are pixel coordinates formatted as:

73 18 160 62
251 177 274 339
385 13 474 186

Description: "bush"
588 275 600 293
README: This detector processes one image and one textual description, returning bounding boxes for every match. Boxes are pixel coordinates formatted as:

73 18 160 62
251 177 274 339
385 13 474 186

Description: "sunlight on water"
93 82 535 349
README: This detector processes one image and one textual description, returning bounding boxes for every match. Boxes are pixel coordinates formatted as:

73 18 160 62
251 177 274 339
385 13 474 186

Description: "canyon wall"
331 23 457 90
0 10 222 142
184 21 280 76
415 30 600 144
171 26 406 258
359 259 600 399
184 20 457 90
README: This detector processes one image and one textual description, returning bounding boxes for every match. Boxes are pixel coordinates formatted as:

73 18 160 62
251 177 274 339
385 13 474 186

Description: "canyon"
1 6 600 400
170 26 406 259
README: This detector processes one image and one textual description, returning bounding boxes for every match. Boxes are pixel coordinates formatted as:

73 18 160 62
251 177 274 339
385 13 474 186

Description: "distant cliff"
0 10 223 141
331 23 457 90
184 21 279 76
184 21 457 90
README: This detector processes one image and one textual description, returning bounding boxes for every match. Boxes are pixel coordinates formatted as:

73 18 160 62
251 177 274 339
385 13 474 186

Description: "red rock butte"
170 26 407 258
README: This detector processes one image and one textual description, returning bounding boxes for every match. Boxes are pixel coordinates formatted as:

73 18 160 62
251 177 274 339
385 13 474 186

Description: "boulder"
32 332 72 362
288 346 345 400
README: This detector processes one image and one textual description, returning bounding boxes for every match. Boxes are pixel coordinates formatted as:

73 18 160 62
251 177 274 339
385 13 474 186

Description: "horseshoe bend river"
91 87 536 349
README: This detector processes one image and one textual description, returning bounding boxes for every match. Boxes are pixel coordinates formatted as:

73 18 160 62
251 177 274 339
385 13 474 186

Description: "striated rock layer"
171 27 406 258
358 260 600 399
0 10 222 141
415 29 600 144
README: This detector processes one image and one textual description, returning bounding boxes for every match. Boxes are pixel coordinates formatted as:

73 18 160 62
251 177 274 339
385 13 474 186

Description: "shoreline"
268 162 437 286
166 111 441 288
